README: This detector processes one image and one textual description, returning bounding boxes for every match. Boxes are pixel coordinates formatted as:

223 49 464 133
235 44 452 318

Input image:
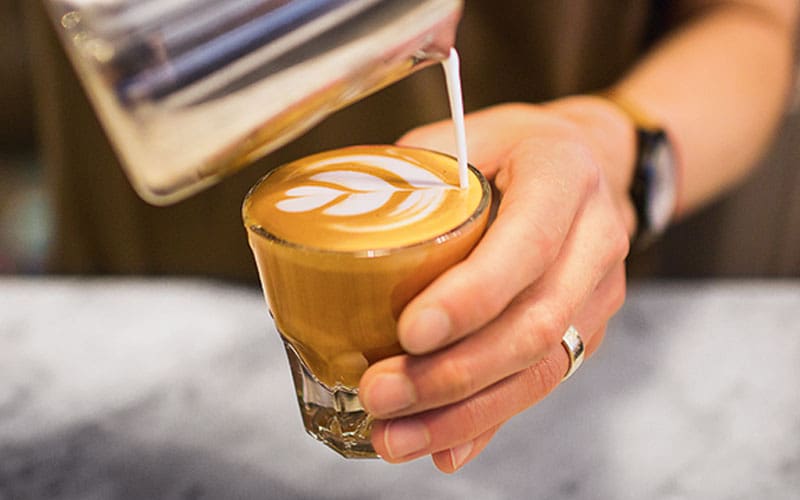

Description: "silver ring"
561 325 585 381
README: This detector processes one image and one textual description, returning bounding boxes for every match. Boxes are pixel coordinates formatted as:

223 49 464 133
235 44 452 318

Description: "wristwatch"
630 127 678 249
601 93 679 250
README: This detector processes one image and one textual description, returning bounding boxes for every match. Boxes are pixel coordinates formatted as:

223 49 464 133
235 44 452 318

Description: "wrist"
595 91 681 250
546 95 639 238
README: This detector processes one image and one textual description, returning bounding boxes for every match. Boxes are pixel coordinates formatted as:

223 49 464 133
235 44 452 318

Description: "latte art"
275 153 457 234
245 146 485 251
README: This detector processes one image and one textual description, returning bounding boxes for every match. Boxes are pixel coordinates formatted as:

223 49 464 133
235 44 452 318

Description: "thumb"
396 103 546 179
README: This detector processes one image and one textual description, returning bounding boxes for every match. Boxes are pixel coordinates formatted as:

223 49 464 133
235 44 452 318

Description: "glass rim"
242 146 491 258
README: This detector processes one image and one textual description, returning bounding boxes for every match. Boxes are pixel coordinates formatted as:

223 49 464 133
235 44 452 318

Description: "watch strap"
597 92 678 250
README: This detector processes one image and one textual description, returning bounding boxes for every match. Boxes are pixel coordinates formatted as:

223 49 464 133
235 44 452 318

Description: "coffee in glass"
243 145 490 457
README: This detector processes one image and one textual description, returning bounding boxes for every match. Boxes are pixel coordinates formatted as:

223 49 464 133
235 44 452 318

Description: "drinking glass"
242 147 490 457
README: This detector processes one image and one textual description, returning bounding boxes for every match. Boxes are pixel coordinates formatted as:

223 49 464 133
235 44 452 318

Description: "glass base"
282 340 378 459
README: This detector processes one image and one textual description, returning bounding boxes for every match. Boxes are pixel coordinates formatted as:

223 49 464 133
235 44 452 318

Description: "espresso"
244 145 489 388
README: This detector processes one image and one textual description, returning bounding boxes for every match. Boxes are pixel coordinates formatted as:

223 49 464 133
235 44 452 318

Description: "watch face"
644 133 677 234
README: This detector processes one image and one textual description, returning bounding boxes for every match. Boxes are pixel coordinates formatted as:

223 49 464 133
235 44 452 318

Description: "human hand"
358 96 638 472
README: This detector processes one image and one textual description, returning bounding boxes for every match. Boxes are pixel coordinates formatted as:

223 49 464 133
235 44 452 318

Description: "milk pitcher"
43 0 463 204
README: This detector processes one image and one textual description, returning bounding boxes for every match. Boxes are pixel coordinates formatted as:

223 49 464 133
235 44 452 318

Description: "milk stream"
442 48 469 190
269 49 470 224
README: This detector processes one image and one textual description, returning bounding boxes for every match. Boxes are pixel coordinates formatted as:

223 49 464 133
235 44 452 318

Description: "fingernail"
449 440 474 470
362 373 416 416
400 307 451 354
384 419 430 459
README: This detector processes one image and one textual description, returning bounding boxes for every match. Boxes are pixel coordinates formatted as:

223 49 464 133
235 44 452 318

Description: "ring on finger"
560 325 585 381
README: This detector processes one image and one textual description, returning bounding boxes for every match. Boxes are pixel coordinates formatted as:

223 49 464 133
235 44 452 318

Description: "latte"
243 145 490 457
244 145 485 252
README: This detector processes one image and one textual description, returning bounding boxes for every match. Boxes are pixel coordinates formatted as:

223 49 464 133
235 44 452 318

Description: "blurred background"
0 0 50 273
1 0 799 278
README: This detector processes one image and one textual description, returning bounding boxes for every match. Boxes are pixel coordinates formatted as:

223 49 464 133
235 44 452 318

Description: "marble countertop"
0 278 798 499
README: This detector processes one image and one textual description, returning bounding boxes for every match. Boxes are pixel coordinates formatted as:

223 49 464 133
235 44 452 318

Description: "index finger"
397 103 564 179
397 134 601 355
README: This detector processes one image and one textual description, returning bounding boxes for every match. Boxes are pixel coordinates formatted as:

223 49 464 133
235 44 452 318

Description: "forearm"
610 0 798 217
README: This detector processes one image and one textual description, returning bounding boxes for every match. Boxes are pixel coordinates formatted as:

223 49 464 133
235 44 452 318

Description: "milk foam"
244 146 485 251
274 153 456 233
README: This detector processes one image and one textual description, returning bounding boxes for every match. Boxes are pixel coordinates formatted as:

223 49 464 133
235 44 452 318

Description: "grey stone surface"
0 278 798 499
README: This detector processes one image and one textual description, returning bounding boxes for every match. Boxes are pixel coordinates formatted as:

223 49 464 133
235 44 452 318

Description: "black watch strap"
630 128 672 250
597 93 678 251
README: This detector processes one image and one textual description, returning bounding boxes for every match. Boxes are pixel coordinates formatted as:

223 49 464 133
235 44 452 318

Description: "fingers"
430 423 503 473
379 101 635 471
573 261 626 357
397 134 602 356
370 276 622 469
370 338 586 465
361 188 627 418
397 103 574 179
367 262 626 469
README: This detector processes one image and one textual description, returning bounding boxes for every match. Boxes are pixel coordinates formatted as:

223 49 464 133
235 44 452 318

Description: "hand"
358 96 637 472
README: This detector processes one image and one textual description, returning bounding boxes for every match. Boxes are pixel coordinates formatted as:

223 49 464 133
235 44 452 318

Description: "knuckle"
455 398 486 439
511 303 567 366
596 213 631 271
521 356 563 399
439 272 507 335
610 270 628 314
614 224 631 260
544 128 602 195
609 214 632 259
525 219 564 266
603 222 631 269
494 165 511 192
507 319 542 368
533 302 571 350
578 153 602 196
434 356 478 400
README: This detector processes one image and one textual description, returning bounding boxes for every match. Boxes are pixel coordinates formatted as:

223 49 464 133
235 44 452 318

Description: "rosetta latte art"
244 145 484 251
275 154 456 233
